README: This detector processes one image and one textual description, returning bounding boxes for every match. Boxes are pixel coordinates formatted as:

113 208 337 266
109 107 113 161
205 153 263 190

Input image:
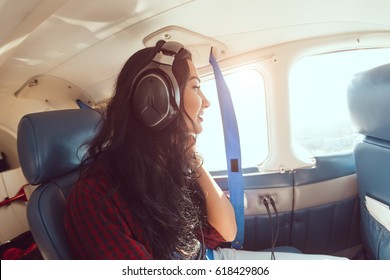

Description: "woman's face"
182 60 210 134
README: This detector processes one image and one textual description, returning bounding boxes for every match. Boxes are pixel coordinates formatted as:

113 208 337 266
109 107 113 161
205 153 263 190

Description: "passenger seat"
347 63 390 260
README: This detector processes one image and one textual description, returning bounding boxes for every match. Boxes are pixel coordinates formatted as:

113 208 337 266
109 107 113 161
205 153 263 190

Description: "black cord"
262 197 275 260
269 196 280 258
199 221 205 260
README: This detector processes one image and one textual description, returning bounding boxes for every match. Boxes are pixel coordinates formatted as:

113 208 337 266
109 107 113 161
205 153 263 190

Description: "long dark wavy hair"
81 41 207 259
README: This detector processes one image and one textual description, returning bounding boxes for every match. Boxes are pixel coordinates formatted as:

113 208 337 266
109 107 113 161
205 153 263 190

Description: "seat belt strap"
76 99 91 109
209 53 245 249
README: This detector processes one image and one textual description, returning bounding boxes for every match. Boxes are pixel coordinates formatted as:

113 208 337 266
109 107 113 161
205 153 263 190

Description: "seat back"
347 63 390 259
17 109 101 259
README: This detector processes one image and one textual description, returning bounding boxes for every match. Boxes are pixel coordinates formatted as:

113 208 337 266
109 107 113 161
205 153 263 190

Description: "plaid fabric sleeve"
203 223 226 250
64 178 152 260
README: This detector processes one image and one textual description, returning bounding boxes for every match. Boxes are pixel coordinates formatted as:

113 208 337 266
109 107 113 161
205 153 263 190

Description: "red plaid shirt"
64 167 225 259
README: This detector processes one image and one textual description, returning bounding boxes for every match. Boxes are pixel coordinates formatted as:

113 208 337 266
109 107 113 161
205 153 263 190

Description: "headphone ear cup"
133 72 178 130
131 41 184 131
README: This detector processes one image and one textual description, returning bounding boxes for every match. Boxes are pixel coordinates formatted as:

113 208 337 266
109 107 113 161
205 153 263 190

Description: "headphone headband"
153 41 184 65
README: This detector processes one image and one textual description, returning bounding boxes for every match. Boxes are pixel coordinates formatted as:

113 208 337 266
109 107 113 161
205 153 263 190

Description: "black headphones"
131 41 184 131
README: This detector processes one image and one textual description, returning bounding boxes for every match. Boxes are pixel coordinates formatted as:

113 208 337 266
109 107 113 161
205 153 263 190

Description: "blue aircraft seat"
347 63 390 259
17 109 101 259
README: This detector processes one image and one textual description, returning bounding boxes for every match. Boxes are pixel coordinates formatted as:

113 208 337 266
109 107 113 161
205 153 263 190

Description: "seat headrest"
17 109 102 185
347 63 390 140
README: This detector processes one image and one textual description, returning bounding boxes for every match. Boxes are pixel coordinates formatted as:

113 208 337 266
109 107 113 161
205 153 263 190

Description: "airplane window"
197 69 268 172
290 48 390 157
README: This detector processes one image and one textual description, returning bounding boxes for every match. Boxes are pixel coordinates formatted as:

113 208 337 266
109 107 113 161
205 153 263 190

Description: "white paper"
365 195 390 232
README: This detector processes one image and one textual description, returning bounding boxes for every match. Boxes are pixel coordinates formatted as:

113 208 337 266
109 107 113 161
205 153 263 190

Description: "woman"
64 40 237 259
64 40 346 260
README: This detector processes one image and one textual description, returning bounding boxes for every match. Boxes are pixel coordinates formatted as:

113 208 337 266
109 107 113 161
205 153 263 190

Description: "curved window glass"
290 48 390 157
197 69 268 172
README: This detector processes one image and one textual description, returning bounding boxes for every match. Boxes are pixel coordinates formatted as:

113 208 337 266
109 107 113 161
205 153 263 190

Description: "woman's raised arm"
197 165 237 242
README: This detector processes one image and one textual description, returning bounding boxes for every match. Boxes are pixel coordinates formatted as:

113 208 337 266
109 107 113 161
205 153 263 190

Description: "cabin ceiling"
0 0 390 103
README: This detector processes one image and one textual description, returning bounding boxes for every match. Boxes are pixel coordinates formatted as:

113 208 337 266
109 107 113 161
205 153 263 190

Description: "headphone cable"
269 196 279 259
262 197 275 260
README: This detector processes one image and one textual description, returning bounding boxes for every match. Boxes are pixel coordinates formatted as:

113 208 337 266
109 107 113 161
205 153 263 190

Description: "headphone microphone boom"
131 41 184 131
